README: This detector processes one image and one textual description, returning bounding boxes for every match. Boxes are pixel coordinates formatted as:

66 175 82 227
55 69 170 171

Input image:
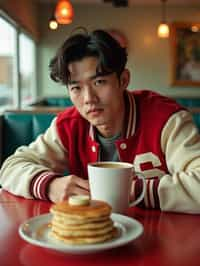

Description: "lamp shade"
55 0 74 24
157 23 169 38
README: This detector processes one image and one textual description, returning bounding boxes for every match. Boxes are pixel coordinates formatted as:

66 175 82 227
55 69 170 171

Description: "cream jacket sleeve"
159 110 200 213
0 118 68 198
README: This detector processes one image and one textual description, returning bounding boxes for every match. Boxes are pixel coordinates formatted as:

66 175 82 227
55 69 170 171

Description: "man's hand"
48 175 90 203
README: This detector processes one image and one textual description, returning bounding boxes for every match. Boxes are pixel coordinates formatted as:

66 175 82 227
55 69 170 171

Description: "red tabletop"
1 189 200 266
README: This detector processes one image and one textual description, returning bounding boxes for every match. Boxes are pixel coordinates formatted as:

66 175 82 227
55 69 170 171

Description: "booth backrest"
30 96 200 109
1 110 59 164
1 104 200 165
30 97 73 107
45 98 73 107
175 98 200 108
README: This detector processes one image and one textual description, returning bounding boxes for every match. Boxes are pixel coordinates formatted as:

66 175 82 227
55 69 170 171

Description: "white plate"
19 213 143 254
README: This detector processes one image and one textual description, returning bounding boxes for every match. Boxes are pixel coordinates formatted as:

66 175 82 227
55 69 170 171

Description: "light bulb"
49 19 58 30
191 25 199 32
61 8 68 15
158 23 169 38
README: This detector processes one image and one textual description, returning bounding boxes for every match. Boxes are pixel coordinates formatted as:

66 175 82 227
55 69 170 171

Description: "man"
1 29 200 213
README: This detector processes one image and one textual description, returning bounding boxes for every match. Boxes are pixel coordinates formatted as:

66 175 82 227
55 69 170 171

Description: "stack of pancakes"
49 198 118 245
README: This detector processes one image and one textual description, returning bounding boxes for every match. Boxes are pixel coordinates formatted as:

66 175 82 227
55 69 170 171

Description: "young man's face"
67 56 129 137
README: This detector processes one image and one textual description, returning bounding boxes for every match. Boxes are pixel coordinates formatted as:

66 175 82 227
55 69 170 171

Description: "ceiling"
36 0 200 7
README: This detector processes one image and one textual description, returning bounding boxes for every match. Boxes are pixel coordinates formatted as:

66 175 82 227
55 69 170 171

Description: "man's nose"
83 86 97 103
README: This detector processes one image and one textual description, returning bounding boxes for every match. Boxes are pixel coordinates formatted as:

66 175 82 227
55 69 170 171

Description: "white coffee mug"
88 161 146 214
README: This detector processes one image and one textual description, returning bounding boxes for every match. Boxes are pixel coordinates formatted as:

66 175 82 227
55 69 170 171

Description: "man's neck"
96 125 121 138
96 110 125 138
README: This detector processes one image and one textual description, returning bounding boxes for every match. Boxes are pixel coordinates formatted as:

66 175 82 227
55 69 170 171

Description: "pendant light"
54 0 74 25
157 0 169 38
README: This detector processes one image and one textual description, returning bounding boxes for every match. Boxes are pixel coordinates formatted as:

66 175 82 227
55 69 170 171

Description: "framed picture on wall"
171 22 200 86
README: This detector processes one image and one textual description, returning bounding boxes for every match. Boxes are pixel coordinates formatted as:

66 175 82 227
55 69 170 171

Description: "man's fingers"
72 186 90 195
68 175 90 190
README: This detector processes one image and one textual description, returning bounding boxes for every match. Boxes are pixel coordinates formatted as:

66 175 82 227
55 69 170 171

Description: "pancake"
49 196 118 245
49 227 118 244
51 217 113 230
50 199 111 219
51 222 114 237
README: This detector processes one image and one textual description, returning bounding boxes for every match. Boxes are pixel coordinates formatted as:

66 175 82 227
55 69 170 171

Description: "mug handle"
129 171 146 207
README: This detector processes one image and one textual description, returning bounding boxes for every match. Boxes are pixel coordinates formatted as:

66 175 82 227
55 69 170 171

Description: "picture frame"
170 22 200 86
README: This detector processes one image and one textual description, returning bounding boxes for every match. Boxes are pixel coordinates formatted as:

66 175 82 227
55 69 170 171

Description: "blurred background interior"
3 0 200 165
1 0 200 111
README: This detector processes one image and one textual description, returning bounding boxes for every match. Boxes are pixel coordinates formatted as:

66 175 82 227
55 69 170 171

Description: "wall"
0 0 39 40
37 3 200 98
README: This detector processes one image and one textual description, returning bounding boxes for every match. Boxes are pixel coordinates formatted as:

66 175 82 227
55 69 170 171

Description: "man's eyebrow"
91 72 112 79
68 80 78 85
68 72 111 85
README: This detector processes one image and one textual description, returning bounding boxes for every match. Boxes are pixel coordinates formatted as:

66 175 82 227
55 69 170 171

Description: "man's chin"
89 119 106 127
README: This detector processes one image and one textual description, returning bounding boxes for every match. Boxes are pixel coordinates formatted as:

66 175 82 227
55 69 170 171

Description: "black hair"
49 29 128 85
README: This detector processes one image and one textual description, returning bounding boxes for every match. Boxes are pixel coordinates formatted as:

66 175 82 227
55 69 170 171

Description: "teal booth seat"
45 98 73 107
30 97 73 108
1 110 57 164
31 96 200 109
192 113 200 131
175 98 200 108
1 103 200 164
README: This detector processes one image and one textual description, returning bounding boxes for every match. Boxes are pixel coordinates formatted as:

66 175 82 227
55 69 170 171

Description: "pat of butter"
68 195 90 206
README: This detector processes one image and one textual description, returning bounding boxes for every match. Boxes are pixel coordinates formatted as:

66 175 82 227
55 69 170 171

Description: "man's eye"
70 86 80 92
94 79 106 86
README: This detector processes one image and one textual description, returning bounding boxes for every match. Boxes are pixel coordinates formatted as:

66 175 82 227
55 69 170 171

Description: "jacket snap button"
120 143 127 150
91 146 96 152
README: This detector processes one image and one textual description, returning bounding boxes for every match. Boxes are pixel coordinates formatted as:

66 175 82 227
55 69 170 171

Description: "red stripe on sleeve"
30 171 61 201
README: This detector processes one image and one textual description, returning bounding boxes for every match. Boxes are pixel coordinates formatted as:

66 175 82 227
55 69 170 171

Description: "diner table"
1 188 200 266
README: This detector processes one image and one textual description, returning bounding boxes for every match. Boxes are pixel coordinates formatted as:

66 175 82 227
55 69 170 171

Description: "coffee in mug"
88 161 146 214
93 163 129 168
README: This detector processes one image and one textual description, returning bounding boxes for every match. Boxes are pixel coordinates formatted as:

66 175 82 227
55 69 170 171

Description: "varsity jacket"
1 90 200 213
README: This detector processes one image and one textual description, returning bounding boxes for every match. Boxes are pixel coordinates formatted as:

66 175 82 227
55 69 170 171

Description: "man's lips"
87 108 103 115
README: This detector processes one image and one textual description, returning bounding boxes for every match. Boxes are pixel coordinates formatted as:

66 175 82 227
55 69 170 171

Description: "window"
19 33 36 107
0 16 16 110
0 13 36 111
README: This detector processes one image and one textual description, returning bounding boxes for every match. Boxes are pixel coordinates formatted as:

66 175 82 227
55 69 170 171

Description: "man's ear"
120 69 130 90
